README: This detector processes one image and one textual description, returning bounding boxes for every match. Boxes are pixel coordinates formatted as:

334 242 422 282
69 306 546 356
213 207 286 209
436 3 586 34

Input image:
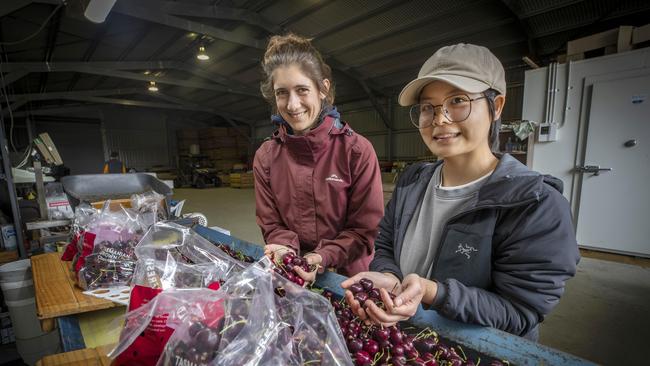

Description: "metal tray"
61 173 172 213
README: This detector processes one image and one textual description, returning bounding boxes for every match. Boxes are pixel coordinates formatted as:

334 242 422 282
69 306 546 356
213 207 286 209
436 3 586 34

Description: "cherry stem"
219 319 246 335
457 345 467 361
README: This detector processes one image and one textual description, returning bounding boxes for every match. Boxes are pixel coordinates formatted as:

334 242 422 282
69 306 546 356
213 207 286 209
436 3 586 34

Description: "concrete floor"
174 187 650 366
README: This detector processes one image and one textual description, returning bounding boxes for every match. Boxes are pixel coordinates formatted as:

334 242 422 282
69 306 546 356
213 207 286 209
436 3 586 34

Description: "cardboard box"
230 173 254 188
381 172 398 184
204 148 240 160
91 198 132 211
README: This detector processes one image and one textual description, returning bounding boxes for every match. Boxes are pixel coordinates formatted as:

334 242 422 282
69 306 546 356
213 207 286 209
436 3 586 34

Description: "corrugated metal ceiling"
1 0 649 126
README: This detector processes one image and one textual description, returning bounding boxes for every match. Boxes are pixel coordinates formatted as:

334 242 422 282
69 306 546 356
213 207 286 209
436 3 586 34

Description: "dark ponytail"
483 88 501 152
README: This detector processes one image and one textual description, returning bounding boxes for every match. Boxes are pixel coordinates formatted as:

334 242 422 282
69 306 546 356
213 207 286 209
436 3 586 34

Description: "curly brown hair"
260 33 335 112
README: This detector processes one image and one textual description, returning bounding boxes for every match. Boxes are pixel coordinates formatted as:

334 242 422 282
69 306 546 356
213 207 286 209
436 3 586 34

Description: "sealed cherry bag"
76 201 145 290
160 257 352 366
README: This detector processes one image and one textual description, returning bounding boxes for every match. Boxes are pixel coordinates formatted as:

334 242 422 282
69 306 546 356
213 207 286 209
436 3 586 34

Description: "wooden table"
31 253 124 351
36 346 111 366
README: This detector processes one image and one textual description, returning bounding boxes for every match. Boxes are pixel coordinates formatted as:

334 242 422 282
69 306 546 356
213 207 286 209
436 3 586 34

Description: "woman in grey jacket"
342 44 579 341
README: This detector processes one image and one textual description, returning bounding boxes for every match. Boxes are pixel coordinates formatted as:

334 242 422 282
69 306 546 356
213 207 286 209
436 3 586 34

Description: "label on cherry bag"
114 285 171 366
61 232 81 261
74 231 96 273
114 282 223 366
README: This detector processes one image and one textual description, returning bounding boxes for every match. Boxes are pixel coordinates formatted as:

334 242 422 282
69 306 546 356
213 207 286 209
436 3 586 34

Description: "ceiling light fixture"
84 0 117 23
148 81 159 92
522 56 540 69
196 46 210 61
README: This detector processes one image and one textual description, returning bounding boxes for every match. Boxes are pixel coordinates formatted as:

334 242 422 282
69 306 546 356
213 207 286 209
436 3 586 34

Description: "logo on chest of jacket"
455 243 478 259
325 174 345 183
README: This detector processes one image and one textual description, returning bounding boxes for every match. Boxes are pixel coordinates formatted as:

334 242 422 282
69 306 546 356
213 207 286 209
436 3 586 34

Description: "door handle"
576 165 612 176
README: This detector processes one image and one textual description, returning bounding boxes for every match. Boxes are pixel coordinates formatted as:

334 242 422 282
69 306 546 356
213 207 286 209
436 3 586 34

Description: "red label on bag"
114 285 173 366
115 283 223 366
74 231 96 273
60 233 80 261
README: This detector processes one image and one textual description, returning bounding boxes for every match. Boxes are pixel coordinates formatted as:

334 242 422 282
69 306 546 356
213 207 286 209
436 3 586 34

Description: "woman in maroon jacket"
254 33 384 282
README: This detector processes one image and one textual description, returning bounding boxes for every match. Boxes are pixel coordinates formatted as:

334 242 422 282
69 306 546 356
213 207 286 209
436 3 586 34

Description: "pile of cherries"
329 279 508 366
215 243 254 263
81 240 137 289
162 319 223 366
161 298 252 366
272 252 316 287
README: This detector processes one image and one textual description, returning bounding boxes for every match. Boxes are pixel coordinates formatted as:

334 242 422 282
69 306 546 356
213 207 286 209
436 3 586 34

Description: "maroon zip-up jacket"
253 116 384 276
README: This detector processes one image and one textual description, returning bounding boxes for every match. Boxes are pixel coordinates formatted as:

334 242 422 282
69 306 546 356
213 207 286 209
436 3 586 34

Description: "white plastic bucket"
15 330 61 366
1 259 61 365
0 260 46 339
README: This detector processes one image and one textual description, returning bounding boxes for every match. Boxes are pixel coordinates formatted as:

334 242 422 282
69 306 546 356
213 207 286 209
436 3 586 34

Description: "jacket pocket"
434 228 492 289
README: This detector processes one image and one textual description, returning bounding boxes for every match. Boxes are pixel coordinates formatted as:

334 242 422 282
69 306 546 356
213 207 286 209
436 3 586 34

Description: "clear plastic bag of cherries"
131 221 243 293
77 201 146 290
109 257 353 366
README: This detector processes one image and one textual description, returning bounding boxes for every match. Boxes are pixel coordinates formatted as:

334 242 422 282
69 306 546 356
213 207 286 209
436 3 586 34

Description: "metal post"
34 161 47 219
387 99 393 162
26 117 34 142
0 117 26 258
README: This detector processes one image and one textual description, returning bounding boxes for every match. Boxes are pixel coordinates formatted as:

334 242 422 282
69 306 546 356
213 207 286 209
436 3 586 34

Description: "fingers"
340 273 365 289
394 275 425 308
393 283 418 308
293 266 315 283
264 244 294 262
380 287 396 314
364 300 400 327
304 254 321 266
344 290 368 321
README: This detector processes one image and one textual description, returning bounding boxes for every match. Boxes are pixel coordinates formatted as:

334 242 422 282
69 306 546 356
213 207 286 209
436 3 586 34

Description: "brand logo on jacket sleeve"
455 243 478 259
325 174 345 183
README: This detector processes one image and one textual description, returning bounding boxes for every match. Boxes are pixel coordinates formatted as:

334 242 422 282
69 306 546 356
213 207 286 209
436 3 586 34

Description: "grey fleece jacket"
371 154 580 340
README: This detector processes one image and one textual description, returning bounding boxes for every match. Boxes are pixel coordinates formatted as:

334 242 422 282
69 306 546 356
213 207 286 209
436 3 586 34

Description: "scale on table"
13 132 63 184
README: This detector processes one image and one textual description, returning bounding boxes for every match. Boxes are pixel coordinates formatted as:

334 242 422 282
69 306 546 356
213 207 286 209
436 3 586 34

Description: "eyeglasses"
409 94 487 129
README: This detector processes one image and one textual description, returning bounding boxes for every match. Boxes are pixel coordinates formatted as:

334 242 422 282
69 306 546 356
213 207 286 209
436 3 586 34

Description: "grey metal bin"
61 173 173 216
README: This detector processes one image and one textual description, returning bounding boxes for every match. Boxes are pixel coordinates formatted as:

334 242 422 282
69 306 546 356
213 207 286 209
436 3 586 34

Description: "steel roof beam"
6 91 254 128
112 0 266 49
0 61 259 96
327 0 491 56
340 18 516 70
4 88 141 102
155 0 281 33
1 71 29 87
0 0 32 18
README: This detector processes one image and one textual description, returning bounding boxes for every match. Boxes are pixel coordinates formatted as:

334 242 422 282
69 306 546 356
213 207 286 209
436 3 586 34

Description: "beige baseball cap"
398 43 506 106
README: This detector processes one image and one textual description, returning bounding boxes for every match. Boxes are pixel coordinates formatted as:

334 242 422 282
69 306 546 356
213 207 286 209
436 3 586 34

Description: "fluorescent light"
148 81 158 92
522 56 540 69
196 46 210 61
84 0 117 23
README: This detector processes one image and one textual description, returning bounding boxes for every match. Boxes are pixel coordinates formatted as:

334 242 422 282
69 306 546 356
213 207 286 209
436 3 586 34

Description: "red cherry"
362 339 379 356
354 291 369 303
349 283 364 294
359 278 374 291
354 350 372 366
348 338 363 352
373 328 390 342
282 255 293 265
294 276 305 286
